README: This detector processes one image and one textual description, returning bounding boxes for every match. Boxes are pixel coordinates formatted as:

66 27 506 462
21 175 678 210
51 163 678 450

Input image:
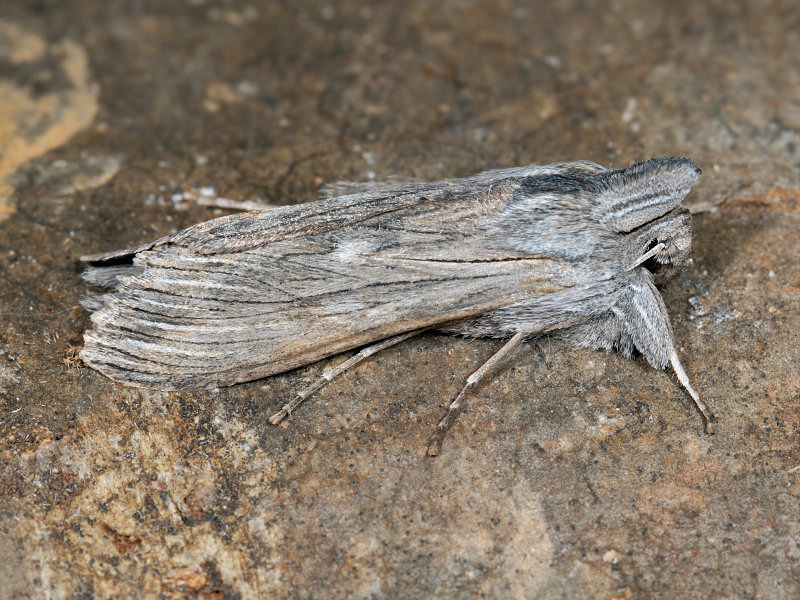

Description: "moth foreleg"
669 350 716 433
269 329 423 425
427 332 526 457
613 270 716 433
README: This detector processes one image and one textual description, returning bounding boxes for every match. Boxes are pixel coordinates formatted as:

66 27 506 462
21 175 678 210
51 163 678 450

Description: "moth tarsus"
80 157 713 453
669 351 716 434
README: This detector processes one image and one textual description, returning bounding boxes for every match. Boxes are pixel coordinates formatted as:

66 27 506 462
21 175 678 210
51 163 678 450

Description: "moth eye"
656 240 677 264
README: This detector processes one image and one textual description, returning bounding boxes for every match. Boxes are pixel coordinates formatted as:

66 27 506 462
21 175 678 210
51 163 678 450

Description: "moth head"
625 207 692 284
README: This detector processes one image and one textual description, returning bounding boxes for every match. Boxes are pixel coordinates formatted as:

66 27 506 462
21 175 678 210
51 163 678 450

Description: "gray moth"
80 157 714 454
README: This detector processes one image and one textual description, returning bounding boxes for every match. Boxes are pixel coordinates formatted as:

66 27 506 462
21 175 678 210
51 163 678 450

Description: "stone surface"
1 1 798 598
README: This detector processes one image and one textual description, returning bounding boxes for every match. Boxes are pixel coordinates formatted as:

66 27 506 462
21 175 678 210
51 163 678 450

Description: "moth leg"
427 332 526 457
670 350 716 434
269 330 423 425
615 269 716 433
626 242 666 271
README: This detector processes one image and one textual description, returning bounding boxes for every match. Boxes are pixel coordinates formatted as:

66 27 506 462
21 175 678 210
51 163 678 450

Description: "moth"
80 157 714 454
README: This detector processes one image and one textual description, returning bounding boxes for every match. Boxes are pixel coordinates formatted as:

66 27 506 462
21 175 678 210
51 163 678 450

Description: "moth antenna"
669 350 715 433
184 188 277 212
627 242 666 271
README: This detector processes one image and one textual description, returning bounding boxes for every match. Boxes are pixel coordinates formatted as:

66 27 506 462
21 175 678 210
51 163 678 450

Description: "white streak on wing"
137 276 246 291
121 315 288 334
332 239 377 263
127 297 213 312
630 283 662 340
333 300 366 313
166 254 240 265
104 336 239 357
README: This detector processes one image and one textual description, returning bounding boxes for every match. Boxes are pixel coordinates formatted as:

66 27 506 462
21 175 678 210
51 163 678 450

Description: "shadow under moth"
80 157 714 455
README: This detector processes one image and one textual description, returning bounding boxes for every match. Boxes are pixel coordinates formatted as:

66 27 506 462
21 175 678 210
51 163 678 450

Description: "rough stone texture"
0 1 798 598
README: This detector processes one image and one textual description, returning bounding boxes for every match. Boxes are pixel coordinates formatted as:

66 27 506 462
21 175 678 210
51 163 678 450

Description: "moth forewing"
80 177 566 388
80 157 713 445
